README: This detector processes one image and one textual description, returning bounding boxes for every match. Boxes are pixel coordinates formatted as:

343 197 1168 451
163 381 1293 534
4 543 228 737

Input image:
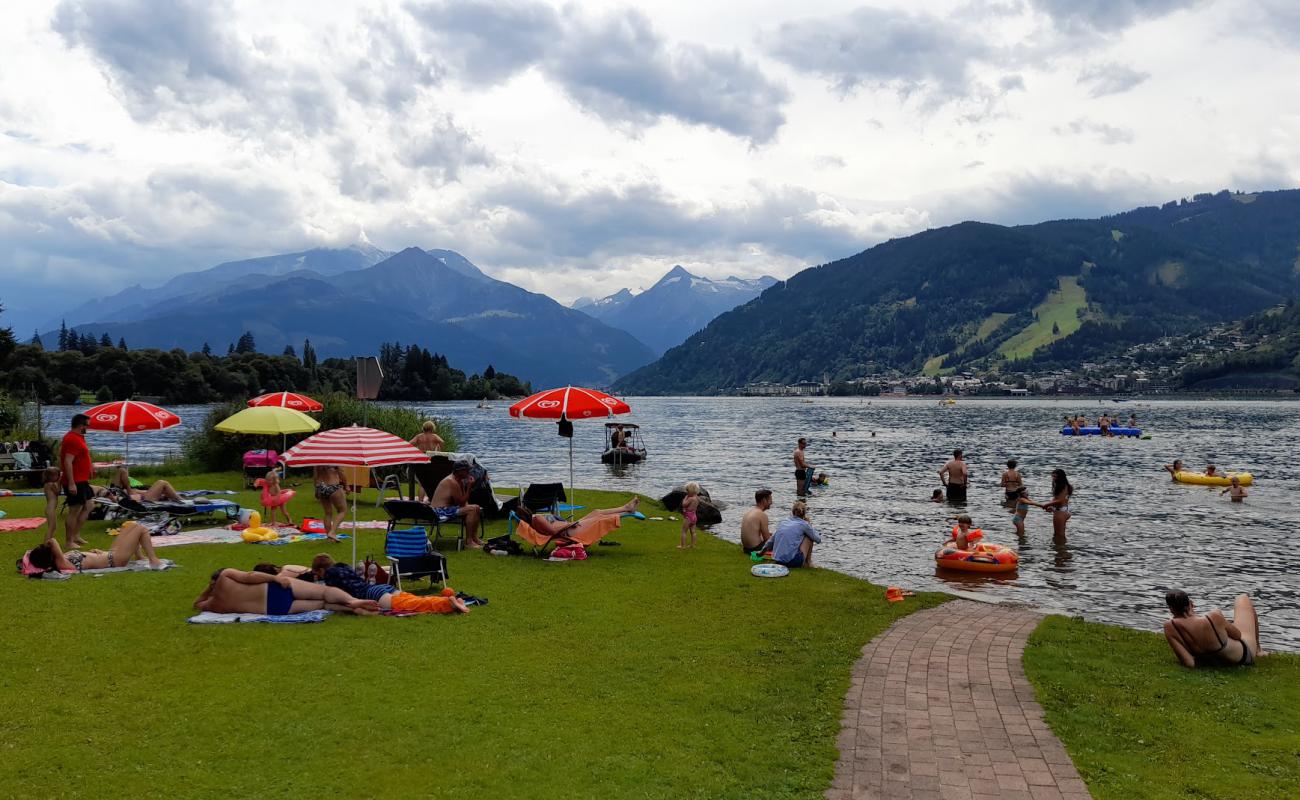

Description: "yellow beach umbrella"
216 406 321 435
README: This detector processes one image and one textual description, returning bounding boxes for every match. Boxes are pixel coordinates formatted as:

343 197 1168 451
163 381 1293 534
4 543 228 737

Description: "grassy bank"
0 470 945 799
1024 615 1300 800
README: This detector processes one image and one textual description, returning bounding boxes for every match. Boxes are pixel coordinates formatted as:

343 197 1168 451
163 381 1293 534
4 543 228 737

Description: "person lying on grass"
296 554 469 614
20 521 166 574
193 568 381 616
109 466 190 504
1163 589 1267 668
516 496 640 537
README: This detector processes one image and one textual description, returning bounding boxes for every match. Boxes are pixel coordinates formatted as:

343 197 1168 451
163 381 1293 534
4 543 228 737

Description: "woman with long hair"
1163 590 1265 668
1027 468 1073 536
19 521 166 574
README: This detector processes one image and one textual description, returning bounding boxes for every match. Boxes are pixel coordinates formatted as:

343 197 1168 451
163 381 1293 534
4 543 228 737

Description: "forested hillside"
616 190 1300 393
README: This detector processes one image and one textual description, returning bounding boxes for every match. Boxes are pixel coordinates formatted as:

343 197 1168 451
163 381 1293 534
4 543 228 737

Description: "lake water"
42 397 1300 651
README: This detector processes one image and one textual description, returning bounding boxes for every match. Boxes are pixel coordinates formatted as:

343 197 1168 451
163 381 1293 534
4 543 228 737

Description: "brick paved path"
826 600 1092 800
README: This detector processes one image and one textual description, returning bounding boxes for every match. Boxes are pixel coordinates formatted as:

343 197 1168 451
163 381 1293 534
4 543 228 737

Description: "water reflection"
40 396 1300 651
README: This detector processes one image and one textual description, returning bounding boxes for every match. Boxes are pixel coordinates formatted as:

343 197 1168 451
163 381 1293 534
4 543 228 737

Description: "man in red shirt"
60 413 94 548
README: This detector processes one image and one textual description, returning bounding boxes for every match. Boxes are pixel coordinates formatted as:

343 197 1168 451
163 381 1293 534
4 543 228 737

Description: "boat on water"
602 422 647 465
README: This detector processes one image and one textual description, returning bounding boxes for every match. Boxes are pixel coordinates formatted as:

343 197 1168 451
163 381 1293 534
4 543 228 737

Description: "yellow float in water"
1173 471 1253 487
240 511 279 543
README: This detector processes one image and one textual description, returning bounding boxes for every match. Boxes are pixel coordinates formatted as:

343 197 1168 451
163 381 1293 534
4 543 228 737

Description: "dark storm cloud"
1077 62 1150 97
406 1 789 142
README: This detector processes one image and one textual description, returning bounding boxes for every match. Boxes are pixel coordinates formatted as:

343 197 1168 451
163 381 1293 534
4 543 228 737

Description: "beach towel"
251 533 350 546
187 610 332 624
31 558 177 579
338 520 389 530
0 492 44 498
0 517 45 532
150 528 247 547
178 490 238 497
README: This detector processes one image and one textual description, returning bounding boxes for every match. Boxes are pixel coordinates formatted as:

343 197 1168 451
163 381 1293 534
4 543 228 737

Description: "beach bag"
299 518 326 534
552 543 588 561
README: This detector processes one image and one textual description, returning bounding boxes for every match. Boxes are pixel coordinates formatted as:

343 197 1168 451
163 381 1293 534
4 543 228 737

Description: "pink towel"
0 518 46 532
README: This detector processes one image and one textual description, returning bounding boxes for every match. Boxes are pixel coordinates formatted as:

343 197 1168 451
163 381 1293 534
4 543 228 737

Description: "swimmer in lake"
1205 463 1218 477
1220 476 1248 502
930 489 944 503
1162 459 1184 481
1000 459 1023 507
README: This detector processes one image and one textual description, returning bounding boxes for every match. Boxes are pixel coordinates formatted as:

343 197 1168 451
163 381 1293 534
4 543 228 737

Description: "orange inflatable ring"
935 542 1019 573
950 525 984 544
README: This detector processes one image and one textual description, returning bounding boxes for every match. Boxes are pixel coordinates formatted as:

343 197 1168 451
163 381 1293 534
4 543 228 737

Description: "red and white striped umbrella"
508 386 631 419
281 425 428 468
84 400 181 433
248 391 324 412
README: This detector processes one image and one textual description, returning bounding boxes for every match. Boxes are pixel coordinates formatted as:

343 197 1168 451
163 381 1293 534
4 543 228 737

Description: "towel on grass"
0 517 45 531
0 491 45 497
179 490 238 497
33 559 177 579
187 610 332 624
339 520 389 530
252 533 350 546
149 528 246 547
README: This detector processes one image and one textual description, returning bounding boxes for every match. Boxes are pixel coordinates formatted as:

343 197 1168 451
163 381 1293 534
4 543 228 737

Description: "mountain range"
573 266 778 355
49 247 654 387
615 189 1300 394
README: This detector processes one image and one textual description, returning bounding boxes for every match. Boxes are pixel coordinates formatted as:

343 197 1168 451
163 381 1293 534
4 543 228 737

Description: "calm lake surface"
45 397 1300 651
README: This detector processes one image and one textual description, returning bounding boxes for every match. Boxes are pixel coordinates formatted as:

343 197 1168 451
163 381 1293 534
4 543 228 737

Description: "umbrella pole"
351 486 359 567
568 435 574 520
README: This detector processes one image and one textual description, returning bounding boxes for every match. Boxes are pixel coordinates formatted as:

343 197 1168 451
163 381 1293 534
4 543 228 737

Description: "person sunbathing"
20 521 166 574
297 554 469 614
193 568 380 616
517 496 640 538
112 466 188 504
1163 589 1266 668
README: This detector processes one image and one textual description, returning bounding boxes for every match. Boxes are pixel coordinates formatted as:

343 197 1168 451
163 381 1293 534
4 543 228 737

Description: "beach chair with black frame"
383 525 449 591
381 498 466 551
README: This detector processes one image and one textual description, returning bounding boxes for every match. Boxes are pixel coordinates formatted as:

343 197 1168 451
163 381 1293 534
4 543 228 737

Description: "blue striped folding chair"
383 526 448 591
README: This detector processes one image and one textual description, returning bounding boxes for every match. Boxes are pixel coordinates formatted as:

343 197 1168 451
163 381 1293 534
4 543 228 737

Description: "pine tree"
202 342 212 356
302 338 317 371
227 343 235 355
235 331 256 354
118 337 127 350
484 364 496 380
100 333 113 348
283 344 296 358
31 330 42 349
58 320 69 351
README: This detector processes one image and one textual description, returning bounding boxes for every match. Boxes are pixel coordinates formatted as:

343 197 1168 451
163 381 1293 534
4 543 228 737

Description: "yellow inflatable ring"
240 511 279 543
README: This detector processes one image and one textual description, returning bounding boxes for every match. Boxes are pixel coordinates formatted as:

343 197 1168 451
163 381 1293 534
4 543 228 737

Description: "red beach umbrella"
508 387 632 512
283 425 430 562
508 386 631 420
83 400 181 461
248 391 324 412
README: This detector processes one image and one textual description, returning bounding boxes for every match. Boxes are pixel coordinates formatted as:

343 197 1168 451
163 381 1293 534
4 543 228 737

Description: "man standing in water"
939 448 969 503
740 489 773 553
793 438 810 497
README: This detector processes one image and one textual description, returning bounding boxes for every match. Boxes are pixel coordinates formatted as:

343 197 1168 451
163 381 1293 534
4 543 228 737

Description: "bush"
180 393 457 472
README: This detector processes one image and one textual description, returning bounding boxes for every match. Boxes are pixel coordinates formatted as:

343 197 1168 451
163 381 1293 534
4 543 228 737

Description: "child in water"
930 489 944 503
1011 488 1032 536
1220 476 1248 503
947 514 982 550
679 482 700 550
41 467 67 545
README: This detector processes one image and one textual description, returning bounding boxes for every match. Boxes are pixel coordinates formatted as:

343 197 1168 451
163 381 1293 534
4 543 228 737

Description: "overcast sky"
2 0 1298 334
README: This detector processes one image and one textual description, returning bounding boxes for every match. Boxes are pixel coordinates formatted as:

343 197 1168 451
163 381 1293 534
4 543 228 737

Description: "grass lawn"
1024 615 1300 800
997 275 1088 360
0 470 946 800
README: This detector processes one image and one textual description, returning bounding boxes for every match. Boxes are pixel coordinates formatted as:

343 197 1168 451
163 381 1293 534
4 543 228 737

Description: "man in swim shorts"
429 461 484 548
939 449 969 503
299 555 469 614
793 438 811 498
60 413 94 549
740 489 773 554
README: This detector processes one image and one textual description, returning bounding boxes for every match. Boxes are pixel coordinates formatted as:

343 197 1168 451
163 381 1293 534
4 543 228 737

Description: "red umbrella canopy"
248 391 324 412
83 400 181 433
281 425 428 468
508 386 631 420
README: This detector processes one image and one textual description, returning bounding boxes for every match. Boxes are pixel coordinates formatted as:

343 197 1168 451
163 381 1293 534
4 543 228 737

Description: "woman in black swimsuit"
1163 590 1266 668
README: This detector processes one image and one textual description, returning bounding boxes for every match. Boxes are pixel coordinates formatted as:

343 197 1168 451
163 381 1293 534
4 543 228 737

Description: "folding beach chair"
341 465 403 507
382 499 465 551
510 510 622 558
383 526 448 590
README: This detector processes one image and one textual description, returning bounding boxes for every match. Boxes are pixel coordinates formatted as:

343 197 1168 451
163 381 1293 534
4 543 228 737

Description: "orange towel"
515 514 621 547
390 592 457 614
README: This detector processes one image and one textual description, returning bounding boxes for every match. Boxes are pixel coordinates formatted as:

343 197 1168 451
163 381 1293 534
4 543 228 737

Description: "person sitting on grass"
19 521 167 574
740 489 773 554
767 500 821 568
1163 589 1266 668
516 497 641 538
192 568 380 616
297 554 468 614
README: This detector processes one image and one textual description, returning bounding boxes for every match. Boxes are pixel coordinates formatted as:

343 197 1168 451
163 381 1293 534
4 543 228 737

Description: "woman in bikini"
19 521 167 574
313 465 347 541
1025 468 1073 537
192 568 380 616
112 466 188 504
516 497 640 538
1163 590 1265 668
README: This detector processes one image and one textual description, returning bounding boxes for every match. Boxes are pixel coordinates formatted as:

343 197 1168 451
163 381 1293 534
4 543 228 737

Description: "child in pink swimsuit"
255 469 295 526
679 482 701 550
